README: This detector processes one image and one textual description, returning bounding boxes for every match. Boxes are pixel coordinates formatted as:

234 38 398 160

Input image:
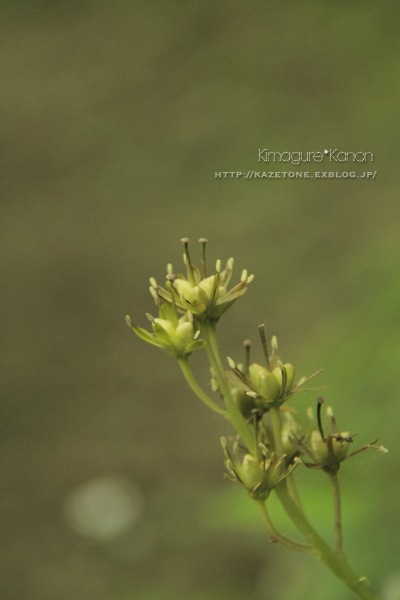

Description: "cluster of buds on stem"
127 238 387 505
149 238 254 325
127 238 388 600
221 437 300 501
126 302 206 359
291 398 388 475
126 238 387 600
126 238 254 358
226 325 323 413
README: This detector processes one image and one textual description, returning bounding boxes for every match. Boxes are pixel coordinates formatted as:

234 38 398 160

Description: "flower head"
221 437 299 501
126 301 206 360
227 326 320 411
149 238 253 324
290 398 388 474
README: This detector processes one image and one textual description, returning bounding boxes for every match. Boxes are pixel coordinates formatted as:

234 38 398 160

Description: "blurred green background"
1 1 400 599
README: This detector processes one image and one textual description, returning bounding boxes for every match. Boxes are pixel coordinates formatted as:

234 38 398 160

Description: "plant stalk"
201 322 255 452
255 500 314 554
274 483 379 600
328 471 343 553
178 358 226 416
269 406 378 599
286 472 306 514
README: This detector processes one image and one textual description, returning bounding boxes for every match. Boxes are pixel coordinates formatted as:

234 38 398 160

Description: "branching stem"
201 322 255 452
178 358 226 416
274 483 379 600
286 472 306 515
255 500 314 554
268 405 378 599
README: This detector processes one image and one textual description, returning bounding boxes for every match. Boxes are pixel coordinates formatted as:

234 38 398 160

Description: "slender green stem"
274 483 379 600
270 405 303 512
286 472 306 515
255 500 314 554
270 406 285 458
178 358 226 416
207 321 224 372
201 322 255 452
328 471 343 553
269 407 304 513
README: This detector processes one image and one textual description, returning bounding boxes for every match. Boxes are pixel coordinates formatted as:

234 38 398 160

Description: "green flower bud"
238 454 263 489
310 430 350 467
171 278 194 301
126 308 206 360
249 363 281 400
227 333 310 413
153 318 193 355
173 275 229 317
197 275 227 303
150 239 253 324
251 453 300 501
272 364 296 394
231 386 256 419
221 438 300 502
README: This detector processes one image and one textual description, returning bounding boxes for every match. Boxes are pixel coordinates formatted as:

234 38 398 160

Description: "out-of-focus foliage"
1 1 399 599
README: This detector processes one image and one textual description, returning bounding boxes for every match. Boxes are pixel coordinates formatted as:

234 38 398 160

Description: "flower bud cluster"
221 437 300 501
289 400 387 474
248 361 295 407
227 329 318 412
126 238 389 596
126 238 253 360
149 238 253 324
126 302 206 360
126 238 386 498
310 430 351 467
